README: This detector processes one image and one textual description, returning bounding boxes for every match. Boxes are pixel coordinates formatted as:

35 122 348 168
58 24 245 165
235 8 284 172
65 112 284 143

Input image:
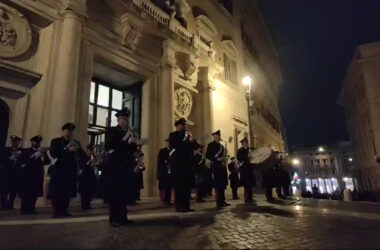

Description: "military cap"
115 108 131 118
174 118 187 126
10 135 21 141
240 137 248 143
212 130 221 136
61 122 76 131
30 135 43 143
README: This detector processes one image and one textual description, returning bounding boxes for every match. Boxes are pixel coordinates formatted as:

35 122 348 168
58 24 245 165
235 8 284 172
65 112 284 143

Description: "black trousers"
276 184 290 197
0 191 16 209
163 187 172 204
231 186 238 199
21 195 38 213
52 196 70 216
174 185 191 210
265 187 274 200
215 187 226 206
244 186 253 202
109 198 128 224
196 186 205 201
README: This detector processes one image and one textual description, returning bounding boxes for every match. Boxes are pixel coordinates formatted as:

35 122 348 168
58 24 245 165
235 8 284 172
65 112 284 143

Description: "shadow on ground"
230 203 296 219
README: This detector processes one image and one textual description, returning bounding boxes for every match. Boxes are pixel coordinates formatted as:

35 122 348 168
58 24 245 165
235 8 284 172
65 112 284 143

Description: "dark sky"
259 0 380 146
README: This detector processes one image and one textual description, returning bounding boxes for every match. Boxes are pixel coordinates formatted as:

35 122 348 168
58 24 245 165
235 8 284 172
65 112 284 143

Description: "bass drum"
250 147 277 170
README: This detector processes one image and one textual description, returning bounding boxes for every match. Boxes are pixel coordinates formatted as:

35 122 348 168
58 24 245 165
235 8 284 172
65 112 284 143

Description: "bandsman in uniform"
206 130 229 209
237 138 256 203
48 123 86 218
157 139 174 206
228 157 240 200
193 141 207 203
78 145 98 210
0 135 22 210
103 108 139 226
168 118 195 213
19 135 49 214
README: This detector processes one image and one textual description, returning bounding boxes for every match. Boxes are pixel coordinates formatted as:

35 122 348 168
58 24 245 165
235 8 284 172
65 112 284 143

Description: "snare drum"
250 147 277 170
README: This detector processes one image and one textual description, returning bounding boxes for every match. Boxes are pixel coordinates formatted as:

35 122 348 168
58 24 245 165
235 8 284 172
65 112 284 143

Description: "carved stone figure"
121 21 138 49
0 3 32 58
0 8 17 48
184 60 196 80
174 87 193 118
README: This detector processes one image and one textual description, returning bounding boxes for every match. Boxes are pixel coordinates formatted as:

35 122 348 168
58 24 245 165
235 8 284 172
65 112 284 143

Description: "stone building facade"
0 0 284 196
289 142 356 193
339 41 380 192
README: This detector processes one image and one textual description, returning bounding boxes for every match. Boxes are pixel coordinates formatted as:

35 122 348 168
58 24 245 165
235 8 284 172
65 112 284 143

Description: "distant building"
338 42 380 192
289 142 356 194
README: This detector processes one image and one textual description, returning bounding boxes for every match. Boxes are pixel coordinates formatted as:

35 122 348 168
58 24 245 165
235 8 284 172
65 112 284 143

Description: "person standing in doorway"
157 139 174 206
78 145 98 210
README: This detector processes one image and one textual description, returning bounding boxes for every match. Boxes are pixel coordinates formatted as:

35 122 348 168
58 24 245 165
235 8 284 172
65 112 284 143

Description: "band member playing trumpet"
0 135 22 210
206 130 229 209
237 137 256 203
168 118 195 213
49 123 86 218
19 135 50 214
103 108 139 226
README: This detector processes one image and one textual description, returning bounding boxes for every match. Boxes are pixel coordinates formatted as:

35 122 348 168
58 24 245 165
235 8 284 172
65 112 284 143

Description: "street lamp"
242 75 254 149
292 158 300 166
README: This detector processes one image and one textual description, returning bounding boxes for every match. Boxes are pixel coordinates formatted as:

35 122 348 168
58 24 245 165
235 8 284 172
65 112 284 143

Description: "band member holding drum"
48 123 86 218
0 135 22 210
169 118 195 212
103 108 139 226
206 130 229 209
237 138 256 203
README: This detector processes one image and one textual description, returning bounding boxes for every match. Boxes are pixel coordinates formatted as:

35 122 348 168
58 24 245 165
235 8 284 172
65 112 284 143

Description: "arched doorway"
0 99 9 153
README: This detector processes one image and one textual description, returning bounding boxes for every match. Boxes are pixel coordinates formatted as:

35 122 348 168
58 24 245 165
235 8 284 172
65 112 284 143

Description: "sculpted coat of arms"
0 3 32 58
174 87 193 118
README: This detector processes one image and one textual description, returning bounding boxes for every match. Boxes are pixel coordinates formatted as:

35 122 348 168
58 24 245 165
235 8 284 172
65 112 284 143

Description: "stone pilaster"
45 7 85 140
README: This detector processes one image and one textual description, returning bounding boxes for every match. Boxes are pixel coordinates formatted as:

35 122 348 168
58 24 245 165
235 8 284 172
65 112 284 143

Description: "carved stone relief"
0 3 32 58
174 87 193 118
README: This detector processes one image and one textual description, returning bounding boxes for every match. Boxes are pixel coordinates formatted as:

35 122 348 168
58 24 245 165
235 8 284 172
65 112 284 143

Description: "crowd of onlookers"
301 186 380 203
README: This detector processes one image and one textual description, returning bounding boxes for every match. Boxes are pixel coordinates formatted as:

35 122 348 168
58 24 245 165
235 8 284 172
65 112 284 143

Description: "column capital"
60 0 87 19
161 40 177 68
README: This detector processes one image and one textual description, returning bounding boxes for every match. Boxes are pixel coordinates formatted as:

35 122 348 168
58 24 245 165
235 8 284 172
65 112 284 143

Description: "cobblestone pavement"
1 195 380 249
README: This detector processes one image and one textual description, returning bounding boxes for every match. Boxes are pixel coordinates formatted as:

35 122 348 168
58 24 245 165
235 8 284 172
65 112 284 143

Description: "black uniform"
157 147 173 205
192 143 206 202
168 130 194 211
48 137 85 217
78 155 97 210
206 141 228 207
19 147 49 214
0 147 22 210
228 160 240 200
237 147 256 203
276 166 291 198
133 150 145 203
102 126 138 225
262 162 279 201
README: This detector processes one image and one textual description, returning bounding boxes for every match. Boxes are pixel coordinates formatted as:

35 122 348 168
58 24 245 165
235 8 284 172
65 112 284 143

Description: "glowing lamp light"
292 158 300 166
349 158 353 162
242 76 252 86
318 147 325 152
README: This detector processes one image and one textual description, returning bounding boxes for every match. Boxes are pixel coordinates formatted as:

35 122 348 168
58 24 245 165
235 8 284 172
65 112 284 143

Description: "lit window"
97 84 110 107
112 89 123 110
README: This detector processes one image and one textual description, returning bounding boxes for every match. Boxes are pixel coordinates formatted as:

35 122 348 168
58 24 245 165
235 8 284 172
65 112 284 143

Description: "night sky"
259 0 380 146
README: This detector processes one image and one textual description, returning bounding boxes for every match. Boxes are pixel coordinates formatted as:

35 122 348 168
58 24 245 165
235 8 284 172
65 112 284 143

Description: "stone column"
197 66 214 139
158 40 176 145
45 8 84 140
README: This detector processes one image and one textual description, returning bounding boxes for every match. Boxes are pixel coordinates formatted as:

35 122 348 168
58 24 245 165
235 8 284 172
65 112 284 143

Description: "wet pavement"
1 194 380 249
